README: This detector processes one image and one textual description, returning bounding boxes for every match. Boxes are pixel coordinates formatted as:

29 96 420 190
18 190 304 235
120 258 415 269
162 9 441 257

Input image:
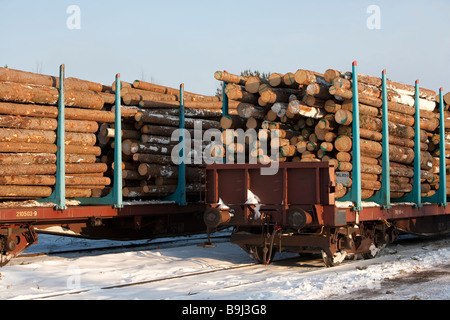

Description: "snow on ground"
0 233 449 301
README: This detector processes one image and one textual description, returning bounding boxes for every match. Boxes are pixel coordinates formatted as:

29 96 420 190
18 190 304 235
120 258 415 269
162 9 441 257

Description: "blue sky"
1 0 449 96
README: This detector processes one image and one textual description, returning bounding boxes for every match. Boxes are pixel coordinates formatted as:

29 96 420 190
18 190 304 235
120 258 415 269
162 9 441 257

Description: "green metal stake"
74 73 123 207
163 84 187 206
367 69 391 209
412 80 422 207
112 74 123 208
393 80 422 207
423 87 447 206
340 61 362 212
37 64 67 210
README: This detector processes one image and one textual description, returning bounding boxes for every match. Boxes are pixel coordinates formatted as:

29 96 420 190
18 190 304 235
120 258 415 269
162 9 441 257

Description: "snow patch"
246 189 262 219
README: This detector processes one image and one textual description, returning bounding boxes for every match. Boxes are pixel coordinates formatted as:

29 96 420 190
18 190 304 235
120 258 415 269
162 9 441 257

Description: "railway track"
11 233 231 265
4 233 450 300
26 254 326 300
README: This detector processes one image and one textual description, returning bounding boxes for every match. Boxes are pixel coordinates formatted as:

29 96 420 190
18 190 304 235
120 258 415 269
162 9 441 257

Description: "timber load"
0 67 228 201
0 67 112 199
214 68 449 201
102 79 228 199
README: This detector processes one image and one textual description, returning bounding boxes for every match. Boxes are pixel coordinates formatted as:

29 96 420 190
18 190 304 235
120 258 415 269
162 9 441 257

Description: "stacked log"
0 68 224 201
429 91 450 196
215 68 444 201
0 67 115 199
98 79 227 199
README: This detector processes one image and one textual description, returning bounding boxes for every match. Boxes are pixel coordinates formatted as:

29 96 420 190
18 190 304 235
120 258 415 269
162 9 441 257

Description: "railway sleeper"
231 222 396 267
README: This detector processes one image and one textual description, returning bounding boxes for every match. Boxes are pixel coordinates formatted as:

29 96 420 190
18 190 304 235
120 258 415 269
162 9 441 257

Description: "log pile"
0 67 115 199
214 68 448 201
100 79 229 199
0 64 447 204
0 67 234 201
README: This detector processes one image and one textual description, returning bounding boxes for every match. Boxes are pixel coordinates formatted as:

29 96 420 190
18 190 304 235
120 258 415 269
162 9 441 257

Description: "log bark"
101 127 141 140
65 108 115 122
0 102 115 123
260 89 298 104
0 153 96 165
0 142 57 153
122 140 173 156
0 102 58 118
0 185 53 198
134 112 220 130
0 81 104 109
65 163 108 174
294 70 325 85
306 83 333 100
288 100 325 119
226 85 259 104
0 67 94 91
357 73 436 100
140 124 195 137
122 92 177 105
0 115 57 130
137 163 203 181
237 104 267 119
329 86 383 108
0 128 56 144
132 153 174 165
214 71 247 85
133 80 219 103
65 145 101 156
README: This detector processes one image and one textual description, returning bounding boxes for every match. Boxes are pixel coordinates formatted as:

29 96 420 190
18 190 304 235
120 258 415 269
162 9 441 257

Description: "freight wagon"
0 65 210 266
204 62 450 267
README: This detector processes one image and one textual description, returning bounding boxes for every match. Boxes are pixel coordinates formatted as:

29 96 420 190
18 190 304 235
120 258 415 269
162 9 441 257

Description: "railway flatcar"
0 65 209 266
204 63 450 267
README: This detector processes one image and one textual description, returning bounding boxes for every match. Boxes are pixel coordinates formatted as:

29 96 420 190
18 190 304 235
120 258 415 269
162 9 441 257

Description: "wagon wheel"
246 245 276 265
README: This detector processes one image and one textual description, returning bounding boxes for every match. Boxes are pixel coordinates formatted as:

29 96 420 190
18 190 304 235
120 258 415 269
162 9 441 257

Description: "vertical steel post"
438 88 448 206
392 80 422 207
367 69 391 209
177 83 187 205
74 73 123 207
54 64 67 210
351 61 362 212
380 70 391 208
37 64 67 210
163 84 187 206
412 80 422 207
339 62 362 214
112 74 123 208
423 88 447 206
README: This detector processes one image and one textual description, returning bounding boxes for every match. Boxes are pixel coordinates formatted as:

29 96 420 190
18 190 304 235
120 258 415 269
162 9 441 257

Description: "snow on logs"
214 68 444 200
